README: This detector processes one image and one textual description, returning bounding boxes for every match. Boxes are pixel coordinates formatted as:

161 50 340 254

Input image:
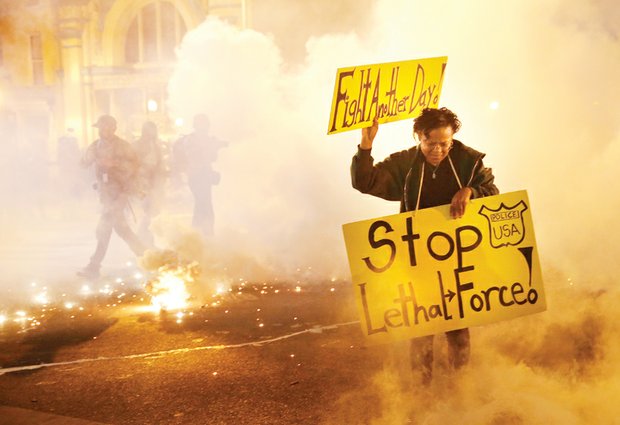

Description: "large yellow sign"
342 191 546 345
327 57 448 135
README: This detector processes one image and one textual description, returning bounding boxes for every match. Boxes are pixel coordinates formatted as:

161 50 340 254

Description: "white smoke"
167 0 619 285
165 1 620 423
0 0 618 419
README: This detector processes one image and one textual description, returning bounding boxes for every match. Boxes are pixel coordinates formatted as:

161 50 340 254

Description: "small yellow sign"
342 191 546 345
327 56 448 135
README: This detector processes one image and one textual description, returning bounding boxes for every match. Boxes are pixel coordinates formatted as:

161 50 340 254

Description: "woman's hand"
360 118 379 150
450 187 473 219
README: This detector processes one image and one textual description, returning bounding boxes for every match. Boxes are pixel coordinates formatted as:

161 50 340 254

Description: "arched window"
125 1 187 64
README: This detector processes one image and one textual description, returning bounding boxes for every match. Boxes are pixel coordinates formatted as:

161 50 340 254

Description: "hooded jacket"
351 139 499 212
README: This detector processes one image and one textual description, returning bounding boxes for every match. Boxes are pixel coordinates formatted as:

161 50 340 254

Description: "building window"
30 33 44 85
125 1 187 65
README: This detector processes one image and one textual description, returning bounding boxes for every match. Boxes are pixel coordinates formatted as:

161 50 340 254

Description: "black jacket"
351 139 499 212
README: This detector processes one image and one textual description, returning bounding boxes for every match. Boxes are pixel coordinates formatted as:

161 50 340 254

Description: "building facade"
0 0 248 158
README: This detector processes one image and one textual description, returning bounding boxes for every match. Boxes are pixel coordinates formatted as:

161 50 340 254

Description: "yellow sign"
327 56 448 135
342 191 546 345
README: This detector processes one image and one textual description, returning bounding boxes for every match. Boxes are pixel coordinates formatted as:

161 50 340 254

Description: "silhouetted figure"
173 114 227 237
133 121 166 245
78 115 146 279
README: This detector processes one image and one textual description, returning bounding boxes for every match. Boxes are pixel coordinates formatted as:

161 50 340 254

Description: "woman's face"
416 126 454 166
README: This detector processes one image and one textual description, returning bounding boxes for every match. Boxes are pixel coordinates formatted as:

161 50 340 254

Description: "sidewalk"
0 405 110 425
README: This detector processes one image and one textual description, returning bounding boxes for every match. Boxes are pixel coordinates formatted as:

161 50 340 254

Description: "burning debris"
141 248 201 312
144 261 200 312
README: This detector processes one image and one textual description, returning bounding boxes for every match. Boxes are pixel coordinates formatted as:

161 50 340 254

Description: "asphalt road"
0 280 396 425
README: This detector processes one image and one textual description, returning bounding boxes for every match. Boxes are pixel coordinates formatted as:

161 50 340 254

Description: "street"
0 277 396 425
1 250 618 425
1 200 619 425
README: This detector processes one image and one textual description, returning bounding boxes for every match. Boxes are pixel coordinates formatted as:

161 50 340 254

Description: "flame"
145 262 199 311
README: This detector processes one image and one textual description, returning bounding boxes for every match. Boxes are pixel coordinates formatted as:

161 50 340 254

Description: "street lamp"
147 99 158 112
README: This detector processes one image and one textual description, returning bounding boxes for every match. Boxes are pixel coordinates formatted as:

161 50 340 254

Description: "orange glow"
145 262 200 311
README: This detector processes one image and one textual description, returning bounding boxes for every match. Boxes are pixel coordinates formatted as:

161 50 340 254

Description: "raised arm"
351 119 413 201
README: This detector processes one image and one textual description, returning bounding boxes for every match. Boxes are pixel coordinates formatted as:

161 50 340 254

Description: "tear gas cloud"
1 0 615 293
165 0 620 423
168 0 620 285
0 0 619 420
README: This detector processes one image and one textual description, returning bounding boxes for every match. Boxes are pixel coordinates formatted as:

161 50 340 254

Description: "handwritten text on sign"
327 57 448 135
342 191 546 345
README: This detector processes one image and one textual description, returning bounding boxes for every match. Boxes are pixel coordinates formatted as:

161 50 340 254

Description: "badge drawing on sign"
478 201 528 248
